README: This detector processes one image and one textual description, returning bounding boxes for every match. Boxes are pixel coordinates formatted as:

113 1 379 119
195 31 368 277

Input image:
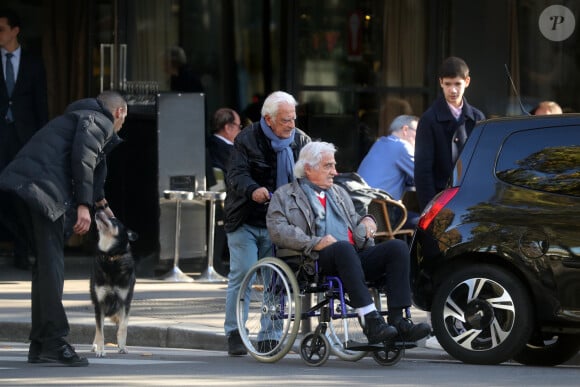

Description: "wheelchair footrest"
344 340 418 351
344 340 384 351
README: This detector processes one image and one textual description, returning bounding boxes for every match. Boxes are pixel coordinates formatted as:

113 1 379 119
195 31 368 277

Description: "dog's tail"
104 294 123 317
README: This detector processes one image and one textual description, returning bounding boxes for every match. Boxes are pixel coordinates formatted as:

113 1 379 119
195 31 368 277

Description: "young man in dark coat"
223 91 310 356
0 91 127 367
414 56 486 211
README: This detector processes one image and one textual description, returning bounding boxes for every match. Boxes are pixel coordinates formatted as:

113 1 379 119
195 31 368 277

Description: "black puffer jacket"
0 98 122 221
224 121 310 233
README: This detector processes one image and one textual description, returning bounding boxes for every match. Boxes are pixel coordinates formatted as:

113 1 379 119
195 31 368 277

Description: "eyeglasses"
279 117 296 125
230 121 243 129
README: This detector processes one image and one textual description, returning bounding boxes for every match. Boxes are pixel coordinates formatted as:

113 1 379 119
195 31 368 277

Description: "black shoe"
362 311 398 344
227 330 247 356
27 340 48 364
39 342 88 367
392 318 431 342
257 339 279 353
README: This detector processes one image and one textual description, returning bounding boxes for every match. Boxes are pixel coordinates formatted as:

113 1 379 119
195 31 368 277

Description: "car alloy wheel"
431 264 533 365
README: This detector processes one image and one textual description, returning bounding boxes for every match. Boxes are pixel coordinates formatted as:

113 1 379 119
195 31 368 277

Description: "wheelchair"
235 254 417 366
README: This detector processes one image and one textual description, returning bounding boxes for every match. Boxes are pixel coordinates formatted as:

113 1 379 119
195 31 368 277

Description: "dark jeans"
317 239 411 309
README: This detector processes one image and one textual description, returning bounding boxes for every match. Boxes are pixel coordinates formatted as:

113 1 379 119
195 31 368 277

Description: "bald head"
533 101 562 115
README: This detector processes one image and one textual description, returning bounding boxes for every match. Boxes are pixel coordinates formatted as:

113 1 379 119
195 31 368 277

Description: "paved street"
0 254 578 387
1 341 579 387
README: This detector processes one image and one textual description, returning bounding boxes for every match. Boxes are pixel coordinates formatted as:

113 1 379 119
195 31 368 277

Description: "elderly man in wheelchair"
272 141 428 345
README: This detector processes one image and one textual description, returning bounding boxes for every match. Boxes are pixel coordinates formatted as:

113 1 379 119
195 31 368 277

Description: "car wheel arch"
429 251 536 306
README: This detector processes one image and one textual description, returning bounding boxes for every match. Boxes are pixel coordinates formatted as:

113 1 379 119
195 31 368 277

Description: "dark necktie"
5 52 15 122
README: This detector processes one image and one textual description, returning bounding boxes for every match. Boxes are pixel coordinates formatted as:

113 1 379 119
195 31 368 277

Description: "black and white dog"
90 210 138 357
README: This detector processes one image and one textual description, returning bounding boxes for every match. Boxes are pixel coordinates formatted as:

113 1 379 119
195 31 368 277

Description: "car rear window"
495 126 580 197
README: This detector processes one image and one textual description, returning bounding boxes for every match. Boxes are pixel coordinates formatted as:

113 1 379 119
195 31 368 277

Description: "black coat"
0 98 121 221
414 96 485 210
0 49 49 145
224 122 310 233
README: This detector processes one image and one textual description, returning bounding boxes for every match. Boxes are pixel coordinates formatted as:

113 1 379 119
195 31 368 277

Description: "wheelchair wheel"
300 332 331 367
327 303 368 361
372 345 403 366
236 257 302 363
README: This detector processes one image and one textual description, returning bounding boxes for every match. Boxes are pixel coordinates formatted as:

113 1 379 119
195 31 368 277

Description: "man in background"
358 114 418 201
206 107 243 277
414 56 485 211
358 114 420 229
0 8 49 270
532 100 562 115
207 107 242 187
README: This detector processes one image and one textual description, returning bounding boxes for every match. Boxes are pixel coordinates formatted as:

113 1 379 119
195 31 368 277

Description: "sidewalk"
1 256 576 366
0 256 232 352
0 255 444 358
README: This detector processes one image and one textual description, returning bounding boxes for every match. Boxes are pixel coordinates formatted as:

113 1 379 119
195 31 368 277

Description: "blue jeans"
224 224 272 335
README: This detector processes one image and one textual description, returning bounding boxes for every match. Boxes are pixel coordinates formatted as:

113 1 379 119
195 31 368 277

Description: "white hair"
261 91 298 119
294 141 336 178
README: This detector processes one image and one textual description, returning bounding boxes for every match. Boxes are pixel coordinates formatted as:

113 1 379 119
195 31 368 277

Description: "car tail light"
417 187 459 230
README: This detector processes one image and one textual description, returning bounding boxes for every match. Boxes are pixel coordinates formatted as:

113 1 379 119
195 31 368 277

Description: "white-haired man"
223 91 311 356
267 141 430 345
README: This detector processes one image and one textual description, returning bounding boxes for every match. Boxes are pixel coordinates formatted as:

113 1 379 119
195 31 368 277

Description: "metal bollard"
159 190 194 282
194 191 228 282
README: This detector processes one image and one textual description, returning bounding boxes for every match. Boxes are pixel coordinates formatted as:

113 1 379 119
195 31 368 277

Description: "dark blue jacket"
414 96 485 211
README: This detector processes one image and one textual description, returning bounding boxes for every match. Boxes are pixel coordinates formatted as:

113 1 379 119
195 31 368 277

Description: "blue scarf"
260 117 295 188
301 181 349 242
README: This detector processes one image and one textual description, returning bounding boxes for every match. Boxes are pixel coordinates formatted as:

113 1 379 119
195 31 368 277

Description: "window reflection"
496 128 580 197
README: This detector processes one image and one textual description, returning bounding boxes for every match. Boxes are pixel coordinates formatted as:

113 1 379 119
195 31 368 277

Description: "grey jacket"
266 179 364 259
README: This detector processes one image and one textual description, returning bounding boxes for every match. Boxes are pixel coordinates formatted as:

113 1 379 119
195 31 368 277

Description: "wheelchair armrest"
276 248 304 258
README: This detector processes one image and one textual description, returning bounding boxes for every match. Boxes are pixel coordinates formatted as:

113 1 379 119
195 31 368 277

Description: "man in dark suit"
207 107 242 185
0 8 49 269
206 108 242 277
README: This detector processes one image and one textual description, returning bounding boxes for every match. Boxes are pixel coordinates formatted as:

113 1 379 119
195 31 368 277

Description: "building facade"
4 0 578 258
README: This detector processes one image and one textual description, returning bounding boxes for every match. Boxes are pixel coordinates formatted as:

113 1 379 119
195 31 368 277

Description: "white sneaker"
425 335 443 350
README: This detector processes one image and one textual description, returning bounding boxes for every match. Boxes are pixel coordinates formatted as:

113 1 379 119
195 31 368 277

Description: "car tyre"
513 333 580 366
431 264 533 365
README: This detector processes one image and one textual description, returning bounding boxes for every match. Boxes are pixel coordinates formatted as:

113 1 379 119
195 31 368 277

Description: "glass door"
90 0 179 102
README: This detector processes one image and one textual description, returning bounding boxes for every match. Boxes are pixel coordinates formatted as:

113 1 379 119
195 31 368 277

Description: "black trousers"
0 121 30 263
27 209 70 345
317 239 411 310
0 121 21 170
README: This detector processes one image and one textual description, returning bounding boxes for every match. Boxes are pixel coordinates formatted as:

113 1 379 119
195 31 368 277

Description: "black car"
411 114 580 366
